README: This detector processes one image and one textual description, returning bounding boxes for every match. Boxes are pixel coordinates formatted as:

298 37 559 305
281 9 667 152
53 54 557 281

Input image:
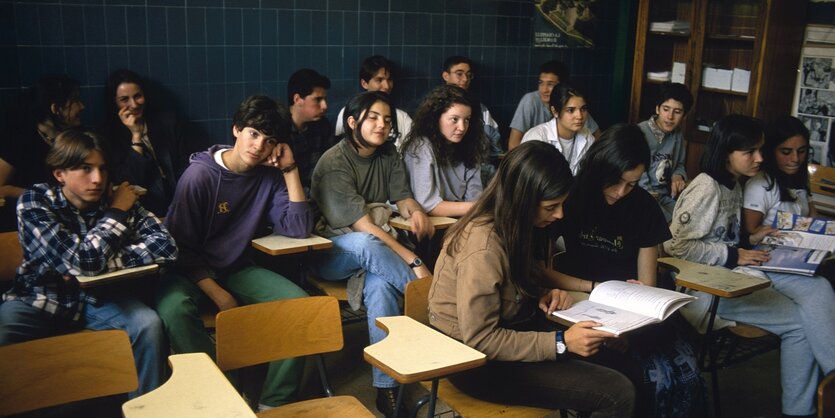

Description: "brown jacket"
428 219 556 362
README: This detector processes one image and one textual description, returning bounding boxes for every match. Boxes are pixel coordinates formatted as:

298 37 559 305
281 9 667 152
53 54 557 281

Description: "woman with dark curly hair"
401 84 488 217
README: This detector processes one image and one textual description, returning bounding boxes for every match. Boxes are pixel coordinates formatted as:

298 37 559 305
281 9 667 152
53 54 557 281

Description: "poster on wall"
793 46 835 166
533 0 597 48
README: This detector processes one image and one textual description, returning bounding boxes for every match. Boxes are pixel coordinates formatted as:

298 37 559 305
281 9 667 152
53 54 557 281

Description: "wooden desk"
389 216 457 231
364 316 486 418
251 234 333 256
123 353 256 418
76 264 159 288
658 257 770 297
364 316 485 384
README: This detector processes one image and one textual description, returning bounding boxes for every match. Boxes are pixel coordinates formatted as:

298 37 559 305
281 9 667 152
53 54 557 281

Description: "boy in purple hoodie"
155 95 312 411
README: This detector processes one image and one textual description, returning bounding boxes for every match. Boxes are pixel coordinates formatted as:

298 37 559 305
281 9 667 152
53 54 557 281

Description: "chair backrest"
215 296 343 371
0 231 22 284
0 330 138 416
820 371 835 418
404 276 433 325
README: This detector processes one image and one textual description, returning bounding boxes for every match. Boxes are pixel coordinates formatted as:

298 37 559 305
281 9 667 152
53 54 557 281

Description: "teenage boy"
508 60 600 150
287 69 334 191
637 82 694 222
155 95 312 412
336 55 413 148
0 130 177 398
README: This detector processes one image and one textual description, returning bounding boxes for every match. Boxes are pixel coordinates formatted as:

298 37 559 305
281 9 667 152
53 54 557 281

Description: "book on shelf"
650 20 691 33
751 211 835 276
647 71 671 82
551 281 695 336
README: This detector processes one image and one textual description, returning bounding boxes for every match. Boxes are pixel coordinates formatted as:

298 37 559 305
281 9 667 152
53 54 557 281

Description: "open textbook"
551 281 695 336
752 211 835 276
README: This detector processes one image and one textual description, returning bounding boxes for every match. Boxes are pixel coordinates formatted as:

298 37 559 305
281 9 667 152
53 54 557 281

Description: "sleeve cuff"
723 246 739 268
104 208 129 225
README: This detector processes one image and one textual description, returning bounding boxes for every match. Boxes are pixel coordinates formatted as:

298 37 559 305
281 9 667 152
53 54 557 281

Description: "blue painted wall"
0 0 628 146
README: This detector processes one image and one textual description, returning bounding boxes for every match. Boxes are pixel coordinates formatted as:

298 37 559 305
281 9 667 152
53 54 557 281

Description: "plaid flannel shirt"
2 183 177 322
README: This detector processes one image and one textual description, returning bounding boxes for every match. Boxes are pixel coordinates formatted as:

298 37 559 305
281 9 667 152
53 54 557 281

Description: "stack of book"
650 20 691 33
647 71 671 82
806 24 835 44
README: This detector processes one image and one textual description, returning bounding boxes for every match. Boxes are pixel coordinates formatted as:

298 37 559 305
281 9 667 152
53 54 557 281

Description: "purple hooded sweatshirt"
165 145 313 282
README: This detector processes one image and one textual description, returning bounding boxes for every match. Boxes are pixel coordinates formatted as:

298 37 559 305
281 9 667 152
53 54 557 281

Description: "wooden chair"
820 372 835 418
402 276 555 418
214 296 374 417
0 330 137 416
0 230 22 289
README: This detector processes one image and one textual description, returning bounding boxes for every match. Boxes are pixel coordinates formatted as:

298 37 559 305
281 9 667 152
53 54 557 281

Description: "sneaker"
376 387 408 418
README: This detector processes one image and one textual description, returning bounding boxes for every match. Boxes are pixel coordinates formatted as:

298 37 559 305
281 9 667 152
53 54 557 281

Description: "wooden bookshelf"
630 0 808 178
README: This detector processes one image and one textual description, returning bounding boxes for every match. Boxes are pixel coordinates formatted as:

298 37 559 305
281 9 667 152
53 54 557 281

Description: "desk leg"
699 295 721 367
701 295 722 418
427 379 439 418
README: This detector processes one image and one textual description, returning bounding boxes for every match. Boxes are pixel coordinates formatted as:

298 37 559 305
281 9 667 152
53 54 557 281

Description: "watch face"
412 257 423 267
557 341 567 354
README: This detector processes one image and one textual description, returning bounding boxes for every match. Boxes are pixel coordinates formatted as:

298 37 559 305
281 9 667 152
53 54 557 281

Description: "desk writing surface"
363 316 485 384
658 257 771 298
76 264 159 288
122 353 255 418
251 234 333 256
389 216 457 231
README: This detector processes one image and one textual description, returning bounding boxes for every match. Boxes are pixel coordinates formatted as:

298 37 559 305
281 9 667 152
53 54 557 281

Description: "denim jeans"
0 297 165 398
709 284 821 416
310 232 416 388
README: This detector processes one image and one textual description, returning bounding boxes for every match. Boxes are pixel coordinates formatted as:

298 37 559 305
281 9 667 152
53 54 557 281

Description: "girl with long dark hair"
429 141 636 417
548 124 704 417
665 114 835 417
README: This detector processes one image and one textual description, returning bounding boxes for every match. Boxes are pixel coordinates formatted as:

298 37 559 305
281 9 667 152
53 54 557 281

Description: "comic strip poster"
794 47 835 166
533 0 598 48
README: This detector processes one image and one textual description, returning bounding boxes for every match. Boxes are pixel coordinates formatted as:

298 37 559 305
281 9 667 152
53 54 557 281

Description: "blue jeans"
711 284 822 416
310 232 416 388
0 298 165 398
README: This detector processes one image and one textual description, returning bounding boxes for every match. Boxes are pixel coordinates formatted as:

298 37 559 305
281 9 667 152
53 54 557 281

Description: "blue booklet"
751 212 835 276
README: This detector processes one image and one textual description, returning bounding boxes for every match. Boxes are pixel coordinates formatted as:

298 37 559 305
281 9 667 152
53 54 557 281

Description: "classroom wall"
0 0 630 147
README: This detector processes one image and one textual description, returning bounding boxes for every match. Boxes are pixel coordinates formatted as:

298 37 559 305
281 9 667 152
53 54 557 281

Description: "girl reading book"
664 114 835 417
546 124 703 417
428 141 637 416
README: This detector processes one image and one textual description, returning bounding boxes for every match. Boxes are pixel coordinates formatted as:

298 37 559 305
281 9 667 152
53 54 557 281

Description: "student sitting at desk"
520 83 594 175
429 141 635 417
664 114 835 417
310 91 434 418
401 84 487 217
0 130 177 397
0 75 85 232
155 96 311 412
546 125 703 418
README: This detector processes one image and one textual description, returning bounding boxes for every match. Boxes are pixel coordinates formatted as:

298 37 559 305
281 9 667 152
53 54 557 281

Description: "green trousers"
155 266 308 407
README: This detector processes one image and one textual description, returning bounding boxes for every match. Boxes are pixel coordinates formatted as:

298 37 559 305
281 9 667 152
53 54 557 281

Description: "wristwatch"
555 330 567 355
409 257 423 268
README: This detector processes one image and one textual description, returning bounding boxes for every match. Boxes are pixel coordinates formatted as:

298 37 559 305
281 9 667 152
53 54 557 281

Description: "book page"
552 301 657 336
587 281 694 320
768 211 835 252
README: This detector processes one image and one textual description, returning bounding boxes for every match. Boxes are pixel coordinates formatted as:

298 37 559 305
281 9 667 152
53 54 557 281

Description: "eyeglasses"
453 70 474 80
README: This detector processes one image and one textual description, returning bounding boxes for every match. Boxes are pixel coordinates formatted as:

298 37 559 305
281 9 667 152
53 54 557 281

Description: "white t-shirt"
520 118 594 175
743 172 811 227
